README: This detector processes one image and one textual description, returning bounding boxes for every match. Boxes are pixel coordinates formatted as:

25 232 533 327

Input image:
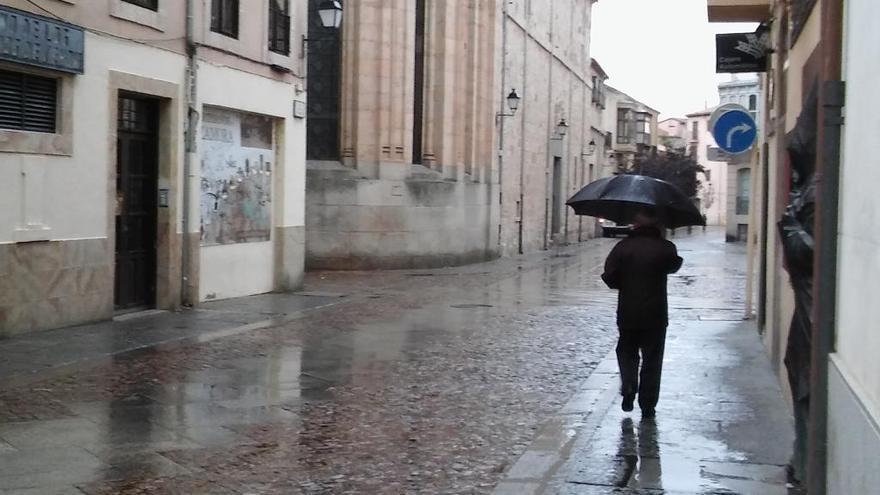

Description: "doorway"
114 95 159 311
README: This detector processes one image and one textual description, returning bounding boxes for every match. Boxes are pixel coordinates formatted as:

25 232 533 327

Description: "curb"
493 352 622 495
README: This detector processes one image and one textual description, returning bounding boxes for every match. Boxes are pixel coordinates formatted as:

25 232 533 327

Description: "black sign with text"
0 5 84 74
716 31 770 74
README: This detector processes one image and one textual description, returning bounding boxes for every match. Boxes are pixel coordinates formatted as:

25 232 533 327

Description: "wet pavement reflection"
1 234 622 494
0 230 792 494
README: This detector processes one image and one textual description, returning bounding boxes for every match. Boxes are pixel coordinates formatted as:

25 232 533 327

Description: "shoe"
621 395 635 412
641 407 656 419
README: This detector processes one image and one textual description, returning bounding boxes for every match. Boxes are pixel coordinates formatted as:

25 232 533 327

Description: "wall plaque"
0 5 85 74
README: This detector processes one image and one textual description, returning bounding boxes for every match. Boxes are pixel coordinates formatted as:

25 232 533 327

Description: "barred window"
0 69 58 134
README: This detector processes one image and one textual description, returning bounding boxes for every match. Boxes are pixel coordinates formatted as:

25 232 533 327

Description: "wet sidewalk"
494 319 796 493
0 229 796 494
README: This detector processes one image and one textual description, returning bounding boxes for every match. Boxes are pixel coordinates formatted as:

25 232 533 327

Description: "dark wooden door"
115 95 159 311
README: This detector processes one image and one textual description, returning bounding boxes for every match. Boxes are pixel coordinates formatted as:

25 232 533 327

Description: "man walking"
601 209 683 418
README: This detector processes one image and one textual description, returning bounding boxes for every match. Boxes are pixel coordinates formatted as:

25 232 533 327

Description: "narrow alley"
0 230 793 494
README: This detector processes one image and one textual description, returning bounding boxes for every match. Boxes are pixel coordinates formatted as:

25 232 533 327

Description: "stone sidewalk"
494 317 798 495
0 239 592 388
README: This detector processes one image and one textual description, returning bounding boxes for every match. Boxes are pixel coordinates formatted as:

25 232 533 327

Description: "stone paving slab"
493 319 797 495
0 294 343 387
0 230 780 494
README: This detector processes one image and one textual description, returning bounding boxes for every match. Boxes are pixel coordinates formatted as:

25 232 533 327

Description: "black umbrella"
566 174 705 229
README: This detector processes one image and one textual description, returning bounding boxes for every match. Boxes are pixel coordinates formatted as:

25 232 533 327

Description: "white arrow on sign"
726 123 753 149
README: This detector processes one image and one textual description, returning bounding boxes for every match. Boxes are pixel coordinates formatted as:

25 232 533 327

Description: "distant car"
599 218 632 238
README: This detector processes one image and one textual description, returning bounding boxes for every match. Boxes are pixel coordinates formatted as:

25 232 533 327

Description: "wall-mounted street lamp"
581 139 596 157
302 0 344 55
495 89 521 123
551 118 569 140
318 0 343 29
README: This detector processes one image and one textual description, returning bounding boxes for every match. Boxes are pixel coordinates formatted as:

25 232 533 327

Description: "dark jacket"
601 227 683 329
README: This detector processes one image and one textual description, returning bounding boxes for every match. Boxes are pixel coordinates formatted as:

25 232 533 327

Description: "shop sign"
0 5 84 74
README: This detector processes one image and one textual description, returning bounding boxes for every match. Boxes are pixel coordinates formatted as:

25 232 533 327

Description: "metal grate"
0 69 57 133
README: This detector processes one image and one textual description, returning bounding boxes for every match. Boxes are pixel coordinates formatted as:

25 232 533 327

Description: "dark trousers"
616 327 667 410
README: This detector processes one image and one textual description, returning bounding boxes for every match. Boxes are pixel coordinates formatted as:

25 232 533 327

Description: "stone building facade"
602 85 660 175
0 0 308 335
305 0 614 265
305 0 498 269
496 0 604 256
711 0 880 491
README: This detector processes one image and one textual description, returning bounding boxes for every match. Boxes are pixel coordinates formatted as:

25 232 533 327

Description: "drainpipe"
517 6 527 255
498 0 508 254
181 0 198 306
808 0 845 492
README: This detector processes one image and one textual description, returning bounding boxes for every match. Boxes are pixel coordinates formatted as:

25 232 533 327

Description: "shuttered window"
0 69 58 134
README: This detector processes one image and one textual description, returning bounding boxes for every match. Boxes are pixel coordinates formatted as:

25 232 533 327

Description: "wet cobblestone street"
0 230 780 494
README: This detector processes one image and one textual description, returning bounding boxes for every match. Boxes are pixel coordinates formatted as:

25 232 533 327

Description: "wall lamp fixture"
581 139 597 156
495 89 521 123
551 119 569 140
302 0 344 55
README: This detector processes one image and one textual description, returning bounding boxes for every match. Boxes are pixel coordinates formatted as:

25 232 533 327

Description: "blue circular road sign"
712 109 757 154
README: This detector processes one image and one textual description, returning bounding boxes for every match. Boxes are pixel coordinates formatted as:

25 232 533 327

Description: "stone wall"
496 0 600 257
0 239 113 337
306 164 495 270
306 0 498 270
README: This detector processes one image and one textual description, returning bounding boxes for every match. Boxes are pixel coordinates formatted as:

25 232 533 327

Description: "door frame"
107 72 184 312
114 93 160 312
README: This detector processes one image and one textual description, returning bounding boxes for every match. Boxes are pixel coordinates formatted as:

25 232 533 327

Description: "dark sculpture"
778 82 818 486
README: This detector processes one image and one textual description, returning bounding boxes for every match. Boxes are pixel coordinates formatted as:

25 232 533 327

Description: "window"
748 94 758 124
691 120 699 140
635 112 651 145
591 76 600 104
617 109 634 144
736 168 751 215
211 0 239 38
0 69 58 133
122 0 158 10
268 0 290 54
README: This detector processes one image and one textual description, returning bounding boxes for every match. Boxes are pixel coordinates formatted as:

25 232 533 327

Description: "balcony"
707 0 771 22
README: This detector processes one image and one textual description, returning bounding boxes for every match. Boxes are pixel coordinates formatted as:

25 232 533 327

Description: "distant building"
718 77 761 242
718 77 762 126
603 86 660 175
658 118 688 153
686 108 728 226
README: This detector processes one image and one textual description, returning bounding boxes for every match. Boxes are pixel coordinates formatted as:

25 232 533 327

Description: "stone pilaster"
339 0 414 179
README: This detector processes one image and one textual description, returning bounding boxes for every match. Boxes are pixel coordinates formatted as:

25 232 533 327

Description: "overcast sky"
590 0 758 119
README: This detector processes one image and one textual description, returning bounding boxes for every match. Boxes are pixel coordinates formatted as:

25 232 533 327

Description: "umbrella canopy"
566 174 705 229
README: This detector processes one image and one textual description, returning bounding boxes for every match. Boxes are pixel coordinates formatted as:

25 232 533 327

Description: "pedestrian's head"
633 207 660 228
